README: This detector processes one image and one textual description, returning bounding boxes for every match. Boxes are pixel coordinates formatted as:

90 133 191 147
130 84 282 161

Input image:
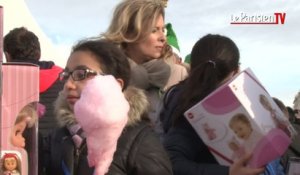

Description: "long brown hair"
173 34 240 125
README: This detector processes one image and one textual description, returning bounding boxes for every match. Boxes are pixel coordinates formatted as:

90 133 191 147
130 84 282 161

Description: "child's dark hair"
4 27 41 60
71 39 131 90
174 34 240 124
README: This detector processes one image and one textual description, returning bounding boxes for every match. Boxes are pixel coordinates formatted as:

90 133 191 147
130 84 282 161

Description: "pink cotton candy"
74 75 129 175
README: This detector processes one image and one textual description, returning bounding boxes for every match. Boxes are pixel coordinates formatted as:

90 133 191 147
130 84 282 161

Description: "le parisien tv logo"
230 12 286 25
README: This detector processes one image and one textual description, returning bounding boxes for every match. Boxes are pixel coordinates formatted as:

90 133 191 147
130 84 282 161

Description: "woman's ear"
116 78 124 89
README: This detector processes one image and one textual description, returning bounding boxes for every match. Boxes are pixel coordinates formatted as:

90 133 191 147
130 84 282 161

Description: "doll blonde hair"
15 103 37 128
229 113 252 130
1 153 21 173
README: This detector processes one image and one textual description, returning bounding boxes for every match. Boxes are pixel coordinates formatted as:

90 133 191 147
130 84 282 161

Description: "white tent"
0 0 64 66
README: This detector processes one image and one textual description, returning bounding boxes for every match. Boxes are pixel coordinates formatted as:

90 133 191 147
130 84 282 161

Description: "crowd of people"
2 0 300 175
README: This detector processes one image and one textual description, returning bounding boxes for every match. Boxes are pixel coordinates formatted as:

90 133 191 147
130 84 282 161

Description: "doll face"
4 157 17 171
11 117 29 148
230 121 252 140
63 50 102 110
126 14 166 63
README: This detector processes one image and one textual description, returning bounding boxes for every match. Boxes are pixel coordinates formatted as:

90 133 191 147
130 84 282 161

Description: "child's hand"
229 153 264 175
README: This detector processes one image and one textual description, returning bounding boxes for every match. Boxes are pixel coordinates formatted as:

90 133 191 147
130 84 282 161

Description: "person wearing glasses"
41 39 172 175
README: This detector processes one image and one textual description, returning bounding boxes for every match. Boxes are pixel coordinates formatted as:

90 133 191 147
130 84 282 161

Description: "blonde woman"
102 0 187 135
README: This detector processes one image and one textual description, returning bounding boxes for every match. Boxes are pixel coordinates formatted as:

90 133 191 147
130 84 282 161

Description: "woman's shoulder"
117 120 163 152
121 121 153 142
114 121 173 175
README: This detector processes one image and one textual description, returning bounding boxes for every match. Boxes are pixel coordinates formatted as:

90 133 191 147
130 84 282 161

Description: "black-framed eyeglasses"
59 69 102 82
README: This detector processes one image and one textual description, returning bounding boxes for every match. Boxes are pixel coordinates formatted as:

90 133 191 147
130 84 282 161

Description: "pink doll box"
184 68 294 168
1 63 39 175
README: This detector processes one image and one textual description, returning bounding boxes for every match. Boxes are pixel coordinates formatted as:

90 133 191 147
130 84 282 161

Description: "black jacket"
281 120 300 169
38 61 64 137
161 84 229 175
44 121 172 175
164 118 229 175
42 87 172 175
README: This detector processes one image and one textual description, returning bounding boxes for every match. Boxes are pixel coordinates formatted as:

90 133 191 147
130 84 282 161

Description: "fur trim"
54 91 76 127
124 86 149 126
54 86 149 127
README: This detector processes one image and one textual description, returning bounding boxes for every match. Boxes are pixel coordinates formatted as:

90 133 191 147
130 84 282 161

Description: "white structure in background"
0 0 65 67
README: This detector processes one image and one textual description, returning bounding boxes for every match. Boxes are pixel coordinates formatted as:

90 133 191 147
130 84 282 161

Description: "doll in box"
10 103 37 148
1 153 21 175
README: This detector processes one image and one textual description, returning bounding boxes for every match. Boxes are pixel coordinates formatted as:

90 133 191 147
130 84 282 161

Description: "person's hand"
229 153 264 175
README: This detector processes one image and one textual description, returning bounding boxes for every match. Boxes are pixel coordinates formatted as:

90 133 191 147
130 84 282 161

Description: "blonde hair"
1 153 21 173
229 113 252 129
162 44 174 59
15 103 37 128
102 0 169 56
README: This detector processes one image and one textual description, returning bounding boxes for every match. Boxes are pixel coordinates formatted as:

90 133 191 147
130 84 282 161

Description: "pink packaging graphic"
1 63 39 175
184 68 295 168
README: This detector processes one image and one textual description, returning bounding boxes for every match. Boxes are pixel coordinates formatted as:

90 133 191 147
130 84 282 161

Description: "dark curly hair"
4 27 41 60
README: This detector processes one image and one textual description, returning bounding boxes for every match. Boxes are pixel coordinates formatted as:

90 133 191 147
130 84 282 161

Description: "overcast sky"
21 0 300 106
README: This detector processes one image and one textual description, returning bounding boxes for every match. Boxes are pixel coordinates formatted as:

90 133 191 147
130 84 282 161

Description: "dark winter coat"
38 61 64 137
161 83 284 175
161 83 229 175
281 120 300 170
42 87 173 175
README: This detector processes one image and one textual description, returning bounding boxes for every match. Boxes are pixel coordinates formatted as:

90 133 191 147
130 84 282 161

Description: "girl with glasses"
41 39 172 175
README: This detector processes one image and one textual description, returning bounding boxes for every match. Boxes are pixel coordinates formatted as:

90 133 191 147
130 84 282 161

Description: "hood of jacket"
54 86 149 127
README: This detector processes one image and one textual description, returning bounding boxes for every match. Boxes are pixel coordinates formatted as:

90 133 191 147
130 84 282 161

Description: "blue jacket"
264 158 285 175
